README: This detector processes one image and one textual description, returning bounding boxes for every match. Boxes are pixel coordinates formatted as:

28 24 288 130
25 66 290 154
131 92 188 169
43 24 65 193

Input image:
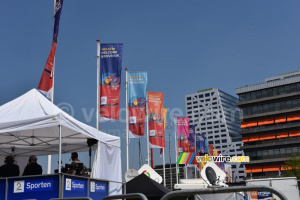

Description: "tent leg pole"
58 125 62 173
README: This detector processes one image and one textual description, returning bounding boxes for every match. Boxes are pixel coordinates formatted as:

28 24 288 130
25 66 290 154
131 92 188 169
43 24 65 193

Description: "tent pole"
96 39 100 130
58 125 62 173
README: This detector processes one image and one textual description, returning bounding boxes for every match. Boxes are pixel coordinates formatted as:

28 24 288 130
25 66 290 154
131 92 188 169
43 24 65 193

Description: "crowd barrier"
0 173 109 200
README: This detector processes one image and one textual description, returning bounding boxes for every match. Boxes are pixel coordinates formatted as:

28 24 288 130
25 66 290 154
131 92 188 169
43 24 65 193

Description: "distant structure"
236 71 300 179
185 88 245 182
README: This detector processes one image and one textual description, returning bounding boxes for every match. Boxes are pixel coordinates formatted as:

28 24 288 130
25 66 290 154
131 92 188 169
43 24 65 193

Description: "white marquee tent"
0 89 122 194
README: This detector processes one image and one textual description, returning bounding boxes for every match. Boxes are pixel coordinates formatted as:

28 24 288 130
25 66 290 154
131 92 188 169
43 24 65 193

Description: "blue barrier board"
0 179 5 200
63 175 88 198
89 179 108 200
6 175 59 200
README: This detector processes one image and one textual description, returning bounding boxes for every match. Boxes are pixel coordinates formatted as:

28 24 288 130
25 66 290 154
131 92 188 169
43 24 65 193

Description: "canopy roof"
0 89 120 156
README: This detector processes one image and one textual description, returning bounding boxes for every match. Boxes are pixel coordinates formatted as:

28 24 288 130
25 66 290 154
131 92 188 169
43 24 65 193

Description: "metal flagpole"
163 148 166 187
168 123 172 189
139 138 142 168
146 92 150 165
96 40 100 130
47 0 56 175
125 68 129 171
174 116 179 184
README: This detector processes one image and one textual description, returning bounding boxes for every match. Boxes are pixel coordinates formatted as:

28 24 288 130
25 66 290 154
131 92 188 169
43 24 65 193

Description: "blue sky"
1 0 300 176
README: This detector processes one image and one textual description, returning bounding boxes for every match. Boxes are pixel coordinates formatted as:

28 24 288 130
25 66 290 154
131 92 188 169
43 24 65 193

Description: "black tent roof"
126 173 171 200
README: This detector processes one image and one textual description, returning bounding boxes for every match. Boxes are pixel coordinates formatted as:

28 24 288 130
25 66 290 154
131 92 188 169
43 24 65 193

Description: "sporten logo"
14 181 24 193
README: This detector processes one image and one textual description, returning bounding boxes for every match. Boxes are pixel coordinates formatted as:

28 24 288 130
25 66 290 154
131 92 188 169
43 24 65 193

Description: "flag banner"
188 125 196 153
176 152 195 164
148 92 165 148
205 137 209 154
196 133 205 156
38 42 57 99
53 0 64 43
100 44 123 120
128 72 147 138
208 144 214 156
177 117 190 153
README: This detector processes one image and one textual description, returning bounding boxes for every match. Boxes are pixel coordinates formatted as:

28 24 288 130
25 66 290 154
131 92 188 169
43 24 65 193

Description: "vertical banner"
177 117 190 153
38 0 64 99
148 92 165 148
100 44 123 120
208 144 214 156
196 133 205 156
188 125 196 153
128 72 147 137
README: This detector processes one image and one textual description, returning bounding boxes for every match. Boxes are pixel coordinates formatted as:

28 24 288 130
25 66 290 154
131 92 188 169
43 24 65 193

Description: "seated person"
22 155 42 176
0 155 19 177
67 152 86 176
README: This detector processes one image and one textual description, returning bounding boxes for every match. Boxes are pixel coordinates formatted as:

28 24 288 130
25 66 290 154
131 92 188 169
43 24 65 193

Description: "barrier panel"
0 179 5 200
1 174 110 200
62 175 89 198
89 178 109 200
6 174 60 200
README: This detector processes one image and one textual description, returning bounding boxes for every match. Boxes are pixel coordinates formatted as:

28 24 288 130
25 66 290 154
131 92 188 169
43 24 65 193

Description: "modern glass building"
236 71 300 179
186 88 245 182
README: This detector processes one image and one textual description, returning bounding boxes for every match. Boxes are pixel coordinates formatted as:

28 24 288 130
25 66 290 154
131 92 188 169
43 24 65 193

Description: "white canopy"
0 89 122 194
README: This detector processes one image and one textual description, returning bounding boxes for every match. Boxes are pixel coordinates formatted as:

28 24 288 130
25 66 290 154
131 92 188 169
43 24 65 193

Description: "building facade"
186 88 245 182
236 71 300 179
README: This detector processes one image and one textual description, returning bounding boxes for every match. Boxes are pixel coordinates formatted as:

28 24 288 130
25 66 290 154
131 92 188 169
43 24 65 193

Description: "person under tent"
0 155 19 177
22 155 42 176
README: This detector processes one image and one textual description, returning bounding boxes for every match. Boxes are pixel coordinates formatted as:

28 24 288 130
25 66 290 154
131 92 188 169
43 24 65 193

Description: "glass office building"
186 88 245 182
236 71 300 179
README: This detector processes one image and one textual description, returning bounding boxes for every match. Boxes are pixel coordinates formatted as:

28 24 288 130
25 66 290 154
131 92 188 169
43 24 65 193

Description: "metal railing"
160 186 288 200
103 193 148 200
50 198 92 200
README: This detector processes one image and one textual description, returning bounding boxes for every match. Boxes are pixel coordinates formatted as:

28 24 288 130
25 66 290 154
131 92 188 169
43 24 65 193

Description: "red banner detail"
38 42 57 98
100 84 120 120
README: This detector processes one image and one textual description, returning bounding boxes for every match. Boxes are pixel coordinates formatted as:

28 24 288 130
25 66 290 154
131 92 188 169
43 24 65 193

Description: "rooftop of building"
186 88 238 100
236 71 300 94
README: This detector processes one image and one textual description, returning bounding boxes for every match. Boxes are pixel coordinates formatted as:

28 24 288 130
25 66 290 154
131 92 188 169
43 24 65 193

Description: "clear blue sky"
1 0 300 177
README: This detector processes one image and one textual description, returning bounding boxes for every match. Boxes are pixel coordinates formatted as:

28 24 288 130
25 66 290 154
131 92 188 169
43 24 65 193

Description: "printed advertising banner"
177 117 190 153
128 72 147 138
7 175 59 200
148 92 165 148
188 125 196 153
100 44 123 120
196 133 205 155
63 175 88 198
89 179 109 200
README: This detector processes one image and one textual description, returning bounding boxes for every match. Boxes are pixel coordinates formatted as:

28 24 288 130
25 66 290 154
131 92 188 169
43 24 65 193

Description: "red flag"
38 42 57 99
148 92 165 148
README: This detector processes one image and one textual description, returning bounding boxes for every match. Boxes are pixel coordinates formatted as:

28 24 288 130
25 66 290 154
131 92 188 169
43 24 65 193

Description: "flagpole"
163 148 166 187
146 92 150 165
174 116 179 184
168 123 172 189
96 40 100 130
47 0 57 175
125 68 129 171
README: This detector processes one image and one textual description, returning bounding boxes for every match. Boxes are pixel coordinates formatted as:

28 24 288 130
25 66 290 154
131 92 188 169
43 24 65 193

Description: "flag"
38 0 64 99
53 0 64 43
188 125 196 153
100 44 123 120
38 43 57 99
128 72 147 138
196 133 205 156
177 117 190 153
148 92 165 148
